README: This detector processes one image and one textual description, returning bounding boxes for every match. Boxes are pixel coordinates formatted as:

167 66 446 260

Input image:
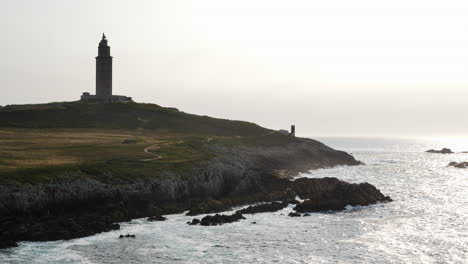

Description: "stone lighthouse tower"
80 34 131 103
96 33 112 98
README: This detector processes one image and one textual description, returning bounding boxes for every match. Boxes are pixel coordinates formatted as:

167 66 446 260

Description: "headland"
0 101 391 248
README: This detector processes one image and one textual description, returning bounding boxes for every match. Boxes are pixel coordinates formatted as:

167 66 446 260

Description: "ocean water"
1 137 467 264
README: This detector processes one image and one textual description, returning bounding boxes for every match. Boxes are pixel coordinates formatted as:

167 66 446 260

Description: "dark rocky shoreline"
188 178 392 226
0 139 391 249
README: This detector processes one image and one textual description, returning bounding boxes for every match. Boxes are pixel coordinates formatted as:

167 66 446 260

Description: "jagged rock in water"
147 215 167 222
292 179 392 213
119 234 136 238
188 219 201 225
448 161 468 168
426 148 453 154
236 201 289 215
288 212 301 217
197 212 246 226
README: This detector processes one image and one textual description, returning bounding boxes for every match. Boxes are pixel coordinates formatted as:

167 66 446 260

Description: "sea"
1 137 467 264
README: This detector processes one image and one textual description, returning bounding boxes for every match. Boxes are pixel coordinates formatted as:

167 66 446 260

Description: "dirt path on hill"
141 144 163 161
141 141 184 161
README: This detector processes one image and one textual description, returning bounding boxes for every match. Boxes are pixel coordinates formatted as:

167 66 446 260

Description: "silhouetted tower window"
96 33 112 97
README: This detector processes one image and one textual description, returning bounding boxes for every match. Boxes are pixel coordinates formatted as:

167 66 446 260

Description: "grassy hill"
0 102 298 184
0 101 268 136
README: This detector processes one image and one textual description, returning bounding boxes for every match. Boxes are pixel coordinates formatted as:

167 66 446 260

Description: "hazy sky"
2 0 468 137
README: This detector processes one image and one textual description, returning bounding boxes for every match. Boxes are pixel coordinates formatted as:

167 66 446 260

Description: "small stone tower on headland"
290 125 295 137
81 34 131 103
96 34 112 97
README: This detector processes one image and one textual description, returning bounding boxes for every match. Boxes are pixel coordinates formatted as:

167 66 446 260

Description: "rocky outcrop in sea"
426 148 454 154
448 161 468 168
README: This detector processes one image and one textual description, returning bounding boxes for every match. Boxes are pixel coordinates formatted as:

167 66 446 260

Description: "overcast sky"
2 0 468 137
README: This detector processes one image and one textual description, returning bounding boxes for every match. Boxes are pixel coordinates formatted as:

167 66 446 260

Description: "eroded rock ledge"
0 140 388 249
188 179 391 226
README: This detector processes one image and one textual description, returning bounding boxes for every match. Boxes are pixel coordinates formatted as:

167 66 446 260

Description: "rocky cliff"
0 138 391 249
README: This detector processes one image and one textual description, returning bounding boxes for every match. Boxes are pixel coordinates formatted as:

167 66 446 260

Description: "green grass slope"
0 101 302 184
0 102 269 136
